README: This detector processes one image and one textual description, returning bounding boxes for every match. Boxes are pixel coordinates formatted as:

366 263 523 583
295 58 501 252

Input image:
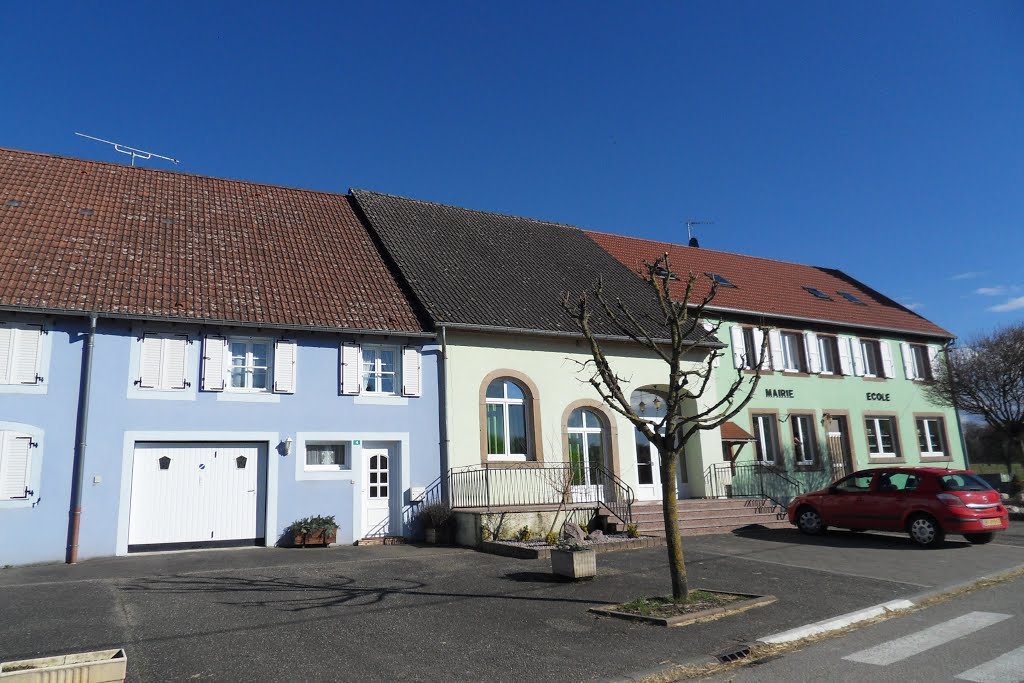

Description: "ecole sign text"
866 392 891 402
764 388 794 399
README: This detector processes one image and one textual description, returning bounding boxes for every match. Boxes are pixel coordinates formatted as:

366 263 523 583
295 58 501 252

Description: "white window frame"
860 340 882 378
0 423 41 507
752 414 780 464
361 345 401 396
817 335 838 375
792 414 818 465
0 322 49 394
865 416 900 458
486 379 531 462
136 333 190 391
567 408 607 485
910 344 933 381
780 332 804 372
226 337 274 393
304 442 349 472
916 417 947 457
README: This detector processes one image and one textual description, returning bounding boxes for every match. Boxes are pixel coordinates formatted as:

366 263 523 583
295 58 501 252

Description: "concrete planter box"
0 648 126 682
551 548 597 580
292 530 337 547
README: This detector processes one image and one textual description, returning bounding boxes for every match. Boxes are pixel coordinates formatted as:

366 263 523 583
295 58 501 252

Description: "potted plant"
550 539 597 580
0 648 126 682
417 502 453 544
287 515 338 547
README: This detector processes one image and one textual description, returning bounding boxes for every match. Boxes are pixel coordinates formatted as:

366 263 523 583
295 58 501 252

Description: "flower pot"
551 548 597 580
293 530 337 547
0 648 126 682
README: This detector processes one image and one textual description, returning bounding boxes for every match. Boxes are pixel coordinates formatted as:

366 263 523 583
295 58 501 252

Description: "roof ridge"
351 188 585 233
583 227 843 275
0 146 350 201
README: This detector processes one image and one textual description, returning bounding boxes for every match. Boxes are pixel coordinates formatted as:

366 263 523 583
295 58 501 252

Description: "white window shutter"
273 340 297 394
730 326 745 368
0 326 12 384
201 336 227 392
164 335 190 390
804 332 821 374
402 346 422 397
879 341 895 378
928 345 942 377
340 342 361 395
0 431 32 500
900 342 916 380
838 336 853 375
11 326 42 385
752 328 767 369
768 329 784 371
850 337 865 376
138 334 163 389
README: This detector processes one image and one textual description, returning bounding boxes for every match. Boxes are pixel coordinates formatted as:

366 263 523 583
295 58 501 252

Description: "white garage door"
128 442 268 552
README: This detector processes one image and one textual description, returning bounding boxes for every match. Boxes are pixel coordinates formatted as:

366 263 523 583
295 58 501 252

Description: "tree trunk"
659 448 688 601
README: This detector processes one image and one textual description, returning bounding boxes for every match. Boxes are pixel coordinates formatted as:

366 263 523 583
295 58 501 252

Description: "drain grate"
716 646 752 663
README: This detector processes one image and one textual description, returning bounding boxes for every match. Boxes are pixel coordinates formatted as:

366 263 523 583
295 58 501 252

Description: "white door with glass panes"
363 447 392 536
634 429 689 501
567 408 608 503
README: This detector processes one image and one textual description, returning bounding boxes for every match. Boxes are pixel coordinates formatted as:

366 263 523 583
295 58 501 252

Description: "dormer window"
706 272 736 288
838 291 866 305
803 287 832 301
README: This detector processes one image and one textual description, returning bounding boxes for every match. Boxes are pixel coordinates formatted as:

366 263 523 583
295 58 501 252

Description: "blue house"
0 149 439 565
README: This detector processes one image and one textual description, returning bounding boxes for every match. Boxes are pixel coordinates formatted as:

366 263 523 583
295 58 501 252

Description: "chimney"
688 237 700 248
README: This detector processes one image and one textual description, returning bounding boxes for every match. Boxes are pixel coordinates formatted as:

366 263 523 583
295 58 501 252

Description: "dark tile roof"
0 148 426 333
350 190 713 344
587 231 952 339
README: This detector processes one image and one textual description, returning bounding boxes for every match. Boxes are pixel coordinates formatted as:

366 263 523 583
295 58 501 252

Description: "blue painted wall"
0 316 440 565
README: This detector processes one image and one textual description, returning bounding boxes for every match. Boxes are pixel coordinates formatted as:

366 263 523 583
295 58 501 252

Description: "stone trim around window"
787 410 823 470
478 369 544 465
749 409 783 465
559 399 621 481
913 412 955 463
862 411 906 464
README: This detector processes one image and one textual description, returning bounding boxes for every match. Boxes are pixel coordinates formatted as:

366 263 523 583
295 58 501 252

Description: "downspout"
66 313 98 564
944 340 969 469
439 326 451 500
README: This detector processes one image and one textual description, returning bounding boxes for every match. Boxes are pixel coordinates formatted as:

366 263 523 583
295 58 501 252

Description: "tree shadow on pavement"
502 571 565 584
120 573 616 612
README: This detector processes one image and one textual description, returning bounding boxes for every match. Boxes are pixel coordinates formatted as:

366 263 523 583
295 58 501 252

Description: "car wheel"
964 532 994 545
908 514 945 548
796 506 825 536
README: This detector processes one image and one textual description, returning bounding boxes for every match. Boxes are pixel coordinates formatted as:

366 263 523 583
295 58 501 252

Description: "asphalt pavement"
0 523 1022 682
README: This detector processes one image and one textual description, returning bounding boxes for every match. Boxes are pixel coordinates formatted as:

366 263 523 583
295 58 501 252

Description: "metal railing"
448 462 634 525
703 462 802 510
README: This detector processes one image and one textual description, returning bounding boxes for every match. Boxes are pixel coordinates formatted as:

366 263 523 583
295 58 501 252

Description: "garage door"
128 442 268 552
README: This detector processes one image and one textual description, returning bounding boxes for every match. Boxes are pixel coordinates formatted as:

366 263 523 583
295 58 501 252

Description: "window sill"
816 373 844 380
216 391 280 403
862 376 889 382
127 387 196 402
353 394 408 406
0 383 48 395
868 456 906 464
483 458 541 468
919 455 953 463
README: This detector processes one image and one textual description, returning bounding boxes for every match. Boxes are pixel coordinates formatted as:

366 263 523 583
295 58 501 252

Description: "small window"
865 417 900 458
803 287 832 301
752 414 780 464
838 291 866 305
741 328 759 369
792 415 817 465
916 418 947 457
227 338 272 392
4 199 21 207
361 345 400 395
80 208 95 216
860 340 883 377
305 443 348 471
817 336 840 375
706 272 736 288
158 455 171 470
781 332 806 372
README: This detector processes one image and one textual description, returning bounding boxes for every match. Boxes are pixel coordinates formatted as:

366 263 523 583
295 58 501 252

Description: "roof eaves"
699 304 953 340
439 321 725 348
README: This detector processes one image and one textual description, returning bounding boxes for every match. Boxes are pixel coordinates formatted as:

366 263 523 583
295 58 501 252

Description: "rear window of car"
938 473 993 492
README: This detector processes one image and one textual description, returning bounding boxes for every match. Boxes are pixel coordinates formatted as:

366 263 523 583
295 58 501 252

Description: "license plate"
982 517 1002 528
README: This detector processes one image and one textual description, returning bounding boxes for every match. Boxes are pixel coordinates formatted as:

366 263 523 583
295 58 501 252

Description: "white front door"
633 430 689 501
363 446 391 537
128 442 267 551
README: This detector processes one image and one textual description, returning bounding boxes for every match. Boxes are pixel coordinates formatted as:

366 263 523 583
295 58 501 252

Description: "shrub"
625 523 640 539
287 515 339 537
417 502 452 530
516 525 533 542
545 531 559 546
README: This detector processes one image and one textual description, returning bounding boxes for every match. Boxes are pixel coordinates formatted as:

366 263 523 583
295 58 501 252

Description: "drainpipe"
66 313 98 564
439 326 451 500
945 340 969 469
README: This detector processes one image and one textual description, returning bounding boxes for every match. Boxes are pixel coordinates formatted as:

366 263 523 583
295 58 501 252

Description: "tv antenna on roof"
75 132 180 167
686 219 713 247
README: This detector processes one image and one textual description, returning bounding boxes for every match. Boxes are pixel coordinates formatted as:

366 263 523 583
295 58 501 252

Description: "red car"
788 467 1009 547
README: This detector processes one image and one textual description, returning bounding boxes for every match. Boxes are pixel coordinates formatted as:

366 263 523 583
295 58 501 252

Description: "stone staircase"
604 498 790 537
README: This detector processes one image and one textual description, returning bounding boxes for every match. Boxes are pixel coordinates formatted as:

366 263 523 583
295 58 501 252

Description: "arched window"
567 408 608 485
485 378 531 460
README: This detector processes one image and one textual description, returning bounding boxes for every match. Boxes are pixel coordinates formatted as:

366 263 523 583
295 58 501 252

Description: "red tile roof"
0 148 426 333
586 231 951 339
720 421 755 442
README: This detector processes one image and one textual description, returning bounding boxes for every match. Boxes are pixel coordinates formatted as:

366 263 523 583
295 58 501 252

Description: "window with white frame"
730 326 763 370
228 338 272 391
752 414 780 464
781 332 805 372
817 335 840 375
361 346 400 395
860 339 883 377
792 415 818 465
304 443 348 471
0 323 44 386
865 416 901 458
911 344 933 381
0 430 34 500
916 417 947 457
136 333 190 390
486 378 531 460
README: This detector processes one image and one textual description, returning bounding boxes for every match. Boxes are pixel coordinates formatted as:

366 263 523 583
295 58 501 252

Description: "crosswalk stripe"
956 645 1024 683
843 611 1012 666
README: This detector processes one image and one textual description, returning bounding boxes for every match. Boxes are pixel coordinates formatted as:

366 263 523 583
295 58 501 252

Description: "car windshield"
938 473 992 492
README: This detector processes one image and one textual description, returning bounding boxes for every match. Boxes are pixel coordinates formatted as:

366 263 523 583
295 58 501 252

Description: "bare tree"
926 324 1024 475
562 254 766 600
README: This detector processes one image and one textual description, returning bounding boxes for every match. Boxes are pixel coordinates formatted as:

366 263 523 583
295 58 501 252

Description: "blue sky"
2 2 1021 339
